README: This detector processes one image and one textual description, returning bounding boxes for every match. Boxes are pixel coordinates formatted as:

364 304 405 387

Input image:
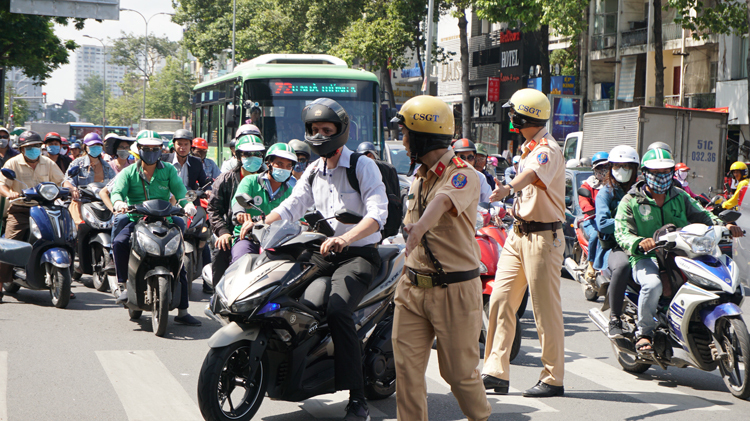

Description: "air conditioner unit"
604 36 616 48
595 83 603 100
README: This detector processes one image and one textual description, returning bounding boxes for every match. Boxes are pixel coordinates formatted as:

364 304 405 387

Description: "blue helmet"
592 151 609 168
356 141 378 156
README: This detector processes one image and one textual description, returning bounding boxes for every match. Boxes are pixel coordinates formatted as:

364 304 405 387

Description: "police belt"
513 220 562 236
407 267 480 289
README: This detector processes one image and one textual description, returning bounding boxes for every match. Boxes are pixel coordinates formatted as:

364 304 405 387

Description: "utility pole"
422 0 435 95
232 0 236 71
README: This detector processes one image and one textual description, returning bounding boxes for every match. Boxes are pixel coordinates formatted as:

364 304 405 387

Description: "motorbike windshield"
260 220 301 250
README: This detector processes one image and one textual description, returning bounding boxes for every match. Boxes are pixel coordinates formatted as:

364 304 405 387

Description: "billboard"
10 0 120 20
549 96 582 141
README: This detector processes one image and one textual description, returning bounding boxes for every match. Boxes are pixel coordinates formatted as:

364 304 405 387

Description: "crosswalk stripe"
0 352 7 421
425 349 558 414
524 346 729 411
96 350 203 421
300 390 388 419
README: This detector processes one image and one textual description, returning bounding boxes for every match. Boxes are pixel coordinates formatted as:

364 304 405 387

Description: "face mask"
62 147 69 155
271 167 292 182
242 156 263 173
612 167 633 183
117 150 131 160
294 160 308 173
677 169 688 181
24 147 41 160
645 170 674 195
88 145 103 158
47 145 61 155
139 149 162 165
0 139 9 148
594 167 608 181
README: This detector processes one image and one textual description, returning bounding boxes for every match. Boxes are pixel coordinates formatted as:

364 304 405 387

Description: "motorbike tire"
717 317 750 399
615 346 651 374
129 309 143 320
480 300 522 362
92 246 109 292
3 282 20 293
152 276 170 337
584 285 599 301
197 341 268 421
48 265 71 309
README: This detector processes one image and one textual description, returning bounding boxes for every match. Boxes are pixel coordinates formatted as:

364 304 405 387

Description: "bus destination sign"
272 81 358 97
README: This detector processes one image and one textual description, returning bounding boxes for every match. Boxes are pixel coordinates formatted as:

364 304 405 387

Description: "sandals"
636 336 654 354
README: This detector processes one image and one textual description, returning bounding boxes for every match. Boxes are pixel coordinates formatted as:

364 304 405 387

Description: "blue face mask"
24 147 41 160
242 156 263 173
294 160 308 173
47 145 61 155
271 167 292 183
88 145 103 158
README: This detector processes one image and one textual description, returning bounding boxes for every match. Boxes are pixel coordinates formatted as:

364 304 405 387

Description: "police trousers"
392 275 491 421
483 228 565 386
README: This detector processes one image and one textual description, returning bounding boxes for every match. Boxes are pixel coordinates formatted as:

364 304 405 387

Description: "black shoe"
0 290 3 303
344 399 370 421
174 313 202 326
608 317 624 339
482 374 509 394
202 280 214 294
70 292 76 299
522 381 564 397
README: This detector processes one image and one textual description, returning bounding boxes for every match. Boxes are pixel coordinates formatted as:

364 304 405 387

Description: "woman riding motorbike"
673 162 696 198
723 161 749 210
580 151 609 282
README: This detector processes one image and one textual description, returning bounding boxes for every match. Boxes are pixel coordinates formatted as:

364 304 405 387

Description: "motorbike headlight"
30 218 42 239
231 285 276 314
164 234 182 256
137 232 161 256
680 229 716 254
38 184 59 201
685 271 722 290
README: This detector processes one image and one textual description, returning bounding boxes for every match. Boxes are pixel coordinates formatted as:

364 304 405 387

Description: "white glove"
184 202 197 217
114 201 127 213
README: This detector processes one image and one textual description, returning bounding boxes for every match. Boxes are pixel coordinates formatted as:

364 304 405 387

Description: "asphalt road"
1 274 750 421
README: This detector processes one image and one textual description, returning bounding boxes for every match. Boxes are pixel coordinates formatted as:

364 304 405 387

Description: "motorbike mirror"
478 202 491 210
719 210 741 224
185 191 197 203
237 193 266 220
577 187 591 198
334 209 363 225
67 165 81 177
1 168 16 180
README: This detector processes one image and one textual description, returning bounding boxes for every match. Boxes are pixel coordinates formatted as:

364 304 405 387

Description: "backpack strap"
346 153 362 194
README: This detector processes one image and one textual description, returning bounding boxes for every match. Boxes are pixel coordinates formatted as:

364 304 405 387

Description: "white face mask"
677 169 688 181
612 167 633 183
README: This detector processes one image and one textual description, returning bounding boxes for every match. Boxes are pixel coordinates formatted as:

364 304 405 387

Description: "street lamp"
83 35 107 136
119 8 175 120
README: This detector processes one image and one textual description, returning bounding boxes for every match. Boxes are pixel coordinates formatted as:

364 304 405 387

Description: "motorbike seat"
369 245 400 292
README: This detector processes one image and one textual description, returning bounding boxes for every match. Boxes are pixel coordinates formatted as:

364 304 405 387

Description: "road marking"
96 350 203 421
300 390 388 419
425 349 558 414
524 346 729 411
0 352 7 421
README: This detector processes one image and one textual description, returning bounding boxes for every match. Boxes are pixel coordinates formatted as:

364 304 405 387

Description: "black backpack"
307 152 403 238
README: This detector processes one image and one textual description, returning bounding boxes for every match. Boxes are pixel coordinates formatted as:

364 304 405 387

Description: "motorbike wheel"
717 318 750 399
480 300 522 362
197 341 268 421
129 309 143 320
92 246 109 292
48 264 72 309
584 285 599 301
615 346 651 374
3 282 20 293
151 276 170 337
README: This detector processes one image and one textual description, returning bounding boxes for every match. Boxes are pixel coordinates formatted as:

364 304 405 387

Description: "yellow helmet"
503 88 550 128
730 161 748 172
392 95 454 138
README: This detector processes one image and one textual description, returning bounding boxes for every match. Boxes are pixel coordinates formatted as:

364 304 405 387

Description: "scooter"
198 204 405 421
0 168 77 308
121 199 186 337
74 180 113 291
183 182 212 290
564 214 611 302
588 211 750 399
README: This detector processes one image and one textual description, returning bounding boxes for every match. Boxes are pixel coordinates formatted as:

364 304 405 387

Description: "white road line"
300 390 388 419
425 349 558 414
0 352 7 421
96 350 203 421
524 346 729 411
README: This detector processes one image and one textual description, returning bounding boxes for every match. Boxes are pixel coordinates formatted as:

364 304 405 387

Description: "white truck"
139 119 184 139
563 106 729 196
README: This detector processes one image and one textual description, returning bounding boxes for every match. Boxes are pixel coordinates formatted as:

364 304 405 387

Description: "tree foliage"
667 0 746 38
3 86 29 126
145 50 196 119
107 73 144 127
109 33 179 79
77 74 111 124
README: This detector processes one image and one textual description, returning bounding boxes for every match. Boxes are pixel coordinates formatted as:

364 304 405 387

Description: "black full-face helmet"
302 98 350 158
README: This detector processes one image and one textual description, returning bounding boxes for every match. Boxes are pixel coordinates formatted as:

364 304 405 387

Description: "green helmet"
135 130 162 146
641 148 675 170
475 144 488 157
266 143 297 163
236 135 265 152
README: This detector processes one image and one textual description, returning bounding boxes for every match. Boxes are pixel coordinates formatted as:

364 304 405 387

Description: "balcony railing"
662 23 683 42
621 28 647 47
592 34 617 51
649 93 716 108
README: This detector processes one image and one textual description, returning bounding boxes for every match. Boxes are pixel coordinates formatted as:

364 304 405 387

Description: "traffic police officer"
391 95 492 421
483 88 566 397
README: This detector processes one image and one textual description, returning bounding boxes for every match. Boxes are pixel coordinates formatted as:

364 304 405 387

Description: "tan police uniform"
392 149 492 421
483 128 566 387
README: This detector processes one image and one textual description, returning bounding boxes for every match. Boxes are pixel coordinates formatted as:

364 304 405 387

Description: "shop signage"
550 96 582 141
501 50 519 68
474 97 496 117
487 77 500 102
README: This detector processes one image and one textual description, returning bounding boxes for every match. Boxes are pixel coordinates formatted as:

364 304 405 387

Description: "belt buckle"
415 273 434 289
513 223 525 236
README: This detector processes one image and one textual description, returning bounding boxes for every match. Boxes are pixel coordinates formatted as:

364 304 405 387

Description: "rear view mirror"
334 209 363 225
386 108 400 130
719 210 741 224
577 187 591 198
67 165 80 177
236 193 252 209
478 202 491 210
1 168 16 180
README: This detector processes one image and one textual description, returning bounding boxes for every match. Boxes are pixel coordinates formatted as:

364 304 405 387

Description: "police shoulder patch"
537 152 549 165
451 173 468 189
539 138 549 146
452 157 467 168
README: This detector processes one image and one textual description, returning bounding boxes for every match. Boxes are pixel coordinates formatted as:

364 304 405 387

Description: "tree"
77 74 111 124
107 73 144 127
3 86 29 126
653 0 665 107
109 33 180 79
145 50 196 119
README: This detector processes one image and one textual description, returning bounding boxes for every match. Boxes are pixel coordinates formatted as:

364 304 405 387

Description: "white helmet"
608 145 639 164
566 159 580 168
512 155 521 164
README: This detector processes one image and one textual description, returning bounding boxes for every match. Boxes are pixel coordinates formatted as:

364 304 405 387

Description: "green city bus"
192 54 383 167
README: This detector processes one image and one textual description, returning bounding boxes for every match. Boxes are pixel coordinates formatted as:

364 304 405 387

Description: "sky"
45 0 184 104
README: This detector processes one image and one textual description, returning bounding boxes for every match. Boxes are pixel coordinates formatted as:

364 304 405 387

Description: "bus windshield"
244 79 378 151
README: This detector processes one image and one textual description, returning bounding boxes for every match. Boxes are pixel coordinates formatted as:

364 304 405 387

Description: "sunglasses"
459 154 475 161
0 136 9 140
239 151 263 158
140 147 161 153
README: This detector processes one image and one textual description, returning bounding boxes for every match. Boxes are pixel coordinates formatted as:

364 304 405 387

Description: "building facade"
74 44 129 99
5 67 44 119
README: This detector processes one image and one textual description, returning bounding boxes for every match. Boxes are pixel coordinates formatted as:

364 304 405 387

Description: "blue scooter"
1 168 77 308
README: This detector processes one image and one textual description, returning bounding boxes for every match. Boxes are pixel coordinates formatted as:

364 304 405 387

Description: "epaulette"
539 138 549 146
452 157 467 168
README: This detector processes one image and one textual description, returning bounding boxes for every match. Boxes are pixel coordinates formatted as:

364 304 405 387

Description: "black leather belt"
407 268 479 289
513 220 562 236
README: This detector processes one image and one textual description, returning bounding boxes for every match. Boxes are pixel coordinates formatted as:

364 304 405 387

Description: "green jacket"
110 161 188 221
231 173 293 236
614 180 721 266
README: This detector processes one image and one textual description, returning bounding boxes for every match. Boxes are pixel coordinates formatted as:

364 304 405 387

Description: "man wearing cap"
0 131 71 301
44 132 73 173
483 88 566 397
70 142 83 160
191 137 220 180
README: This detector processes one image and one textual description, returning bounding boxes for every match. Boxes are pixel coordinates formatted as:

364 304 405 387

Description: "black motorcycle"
183 183 212 294
74 181 114 291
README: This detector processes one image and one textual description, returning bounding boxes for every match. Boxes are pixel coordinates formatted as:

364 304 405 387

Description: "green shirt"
232 173 293 236
110 161 188 221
